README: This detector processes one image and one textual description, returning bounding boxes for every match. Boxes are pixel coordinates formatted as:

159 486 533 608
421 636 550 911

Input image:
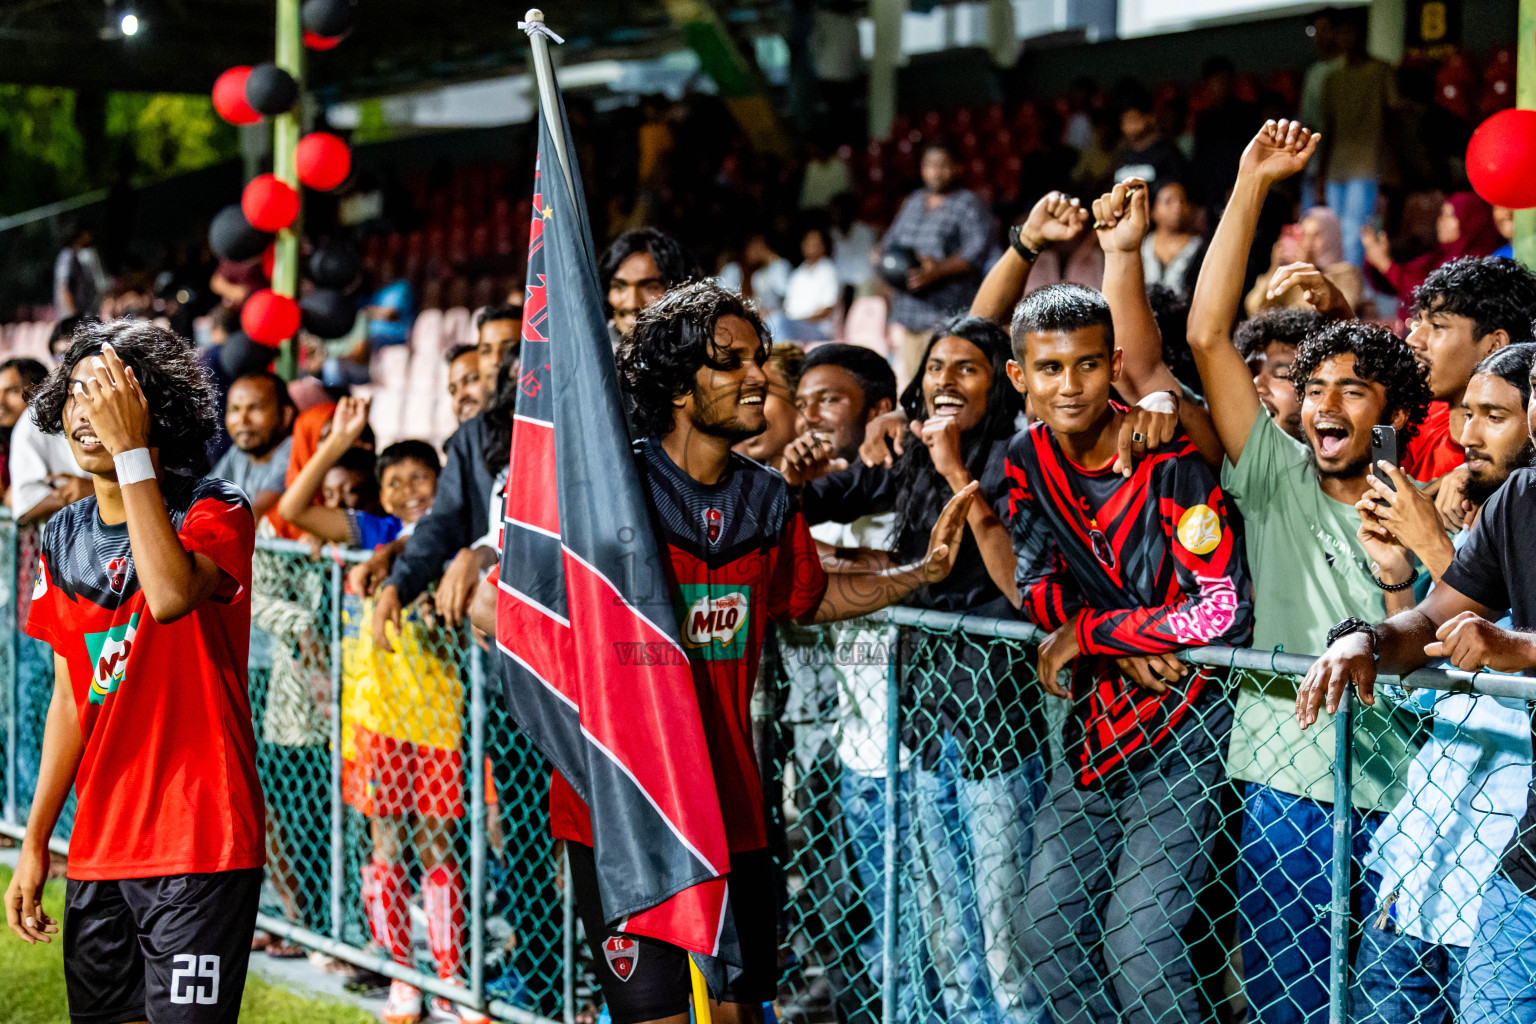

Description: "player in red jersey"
3 320 264 1024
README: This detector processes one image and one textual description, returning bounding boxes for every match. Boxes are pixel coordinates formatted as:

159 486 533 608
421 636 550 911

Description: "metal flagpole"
518 11 715 1023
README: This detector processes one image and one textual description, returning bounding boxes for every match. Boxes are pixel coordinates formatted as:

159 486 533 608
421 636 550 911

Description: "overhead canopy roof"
0 0 754 96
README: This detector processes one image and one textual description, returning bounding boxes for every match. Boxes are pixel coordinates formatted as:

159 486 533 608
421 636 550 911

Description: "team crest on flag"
603 935 639 982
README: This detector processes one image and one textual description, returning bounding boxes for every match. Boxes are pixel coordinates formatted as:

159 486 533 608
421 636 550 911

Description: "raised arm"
1187 119 1320 464
276 395 371 544
1092 178 1225 465
970 191 1088 324
807 483 976 623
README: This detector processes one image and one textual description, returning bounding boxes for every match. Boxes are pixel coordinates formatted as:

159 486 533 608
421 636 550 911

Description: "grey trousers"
1020 700 1231 1024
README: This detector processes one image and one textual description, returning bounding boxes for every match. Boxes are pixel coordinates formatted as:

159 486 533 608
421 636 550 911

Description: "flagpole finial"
519 9 565 44
523 8 543 23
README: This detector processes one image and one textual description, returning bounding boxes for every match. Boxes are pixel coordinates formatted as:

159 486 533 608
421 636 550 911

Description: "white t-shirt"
7 407 82 519
783 259 841 321
831 222 877 288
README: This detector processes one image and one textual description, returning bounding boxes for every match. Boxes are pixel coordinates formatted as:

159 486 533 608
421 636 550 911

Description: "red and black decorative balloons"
209 205 273 263
246 63 299 117
212 67 259 125
241 174 301 233
296 133 352 191
1467 108 1536 210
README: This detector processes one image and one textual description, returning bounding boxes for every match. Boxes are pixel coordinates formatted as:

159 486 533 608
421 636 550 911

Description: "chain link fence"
3 518 1535 1023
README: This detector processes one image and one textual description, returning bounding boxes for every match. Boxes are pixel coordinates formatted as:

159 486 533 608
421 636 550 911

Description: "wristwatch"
1008 223 1042 262
1326 616 1380 659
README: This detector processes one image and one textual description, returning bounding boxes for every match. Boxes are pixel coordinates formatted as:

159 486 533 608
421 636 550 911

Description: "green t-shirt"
1220 413 1417 810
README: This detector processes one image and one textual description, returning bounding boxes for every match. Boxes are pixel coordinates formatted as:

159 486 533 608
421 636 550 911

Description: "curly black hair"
616 281 770 439
482 342 521 474
1234 307 1327 360
891 315 1024 559
32 318 218 476
376 440 441 479
598 229 702 297
1289 320 1433 443
1411 256 1536 346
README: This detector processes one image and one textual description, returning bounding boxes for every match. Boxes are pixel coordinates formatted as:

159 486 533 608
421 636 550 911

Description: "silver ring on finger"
1132 432 1145 444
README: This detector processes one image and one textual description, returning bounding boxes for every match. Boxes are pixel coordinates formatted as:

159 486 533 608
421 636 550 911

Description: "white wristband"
113 448 155 486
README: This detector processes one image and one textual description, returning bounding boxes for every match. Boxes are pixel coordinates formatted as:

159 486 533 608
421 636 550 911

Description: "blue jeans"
841 767 942 1024
1353 916 1465 1024
913 733 1046 1024
1237 783 1382 1024
1326 177 1378 267
1460 875 1536 1023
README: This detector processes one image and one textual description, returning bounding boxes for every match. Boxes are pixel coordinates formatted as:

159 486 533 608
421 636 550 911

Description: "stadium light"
120 12 139 35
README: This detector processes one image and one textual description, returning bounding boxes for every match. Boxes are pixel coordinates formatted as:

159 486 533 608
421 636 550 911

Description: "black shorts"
570 843 778 1024
64 867 263 1024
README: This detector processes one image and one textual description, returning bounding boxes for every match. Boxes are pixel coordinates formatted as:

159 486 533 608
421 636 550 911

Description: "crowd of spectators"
7 6 1536 1024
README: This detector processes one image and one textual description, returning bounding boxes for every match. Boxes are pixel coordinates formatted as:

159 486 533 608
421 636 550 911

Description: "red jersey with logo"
551 440 828 852
25 474 265 881
1005 420 1252 786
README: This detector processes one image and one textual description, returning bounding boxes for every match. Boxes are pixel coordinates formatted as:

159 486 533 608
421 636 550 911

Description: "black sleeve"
384 421 479 603
1442 477 1516 614
981 439 1015 523
801 461 897 526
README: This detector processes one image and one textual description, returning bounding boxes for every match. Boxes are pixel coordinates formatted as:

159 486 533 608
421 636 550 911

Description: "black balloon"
219 331 279 380
302 0 355 38
308 243 361 289
245 63 298 116
876 245 920 292
300 288 356 339
209 205 272 263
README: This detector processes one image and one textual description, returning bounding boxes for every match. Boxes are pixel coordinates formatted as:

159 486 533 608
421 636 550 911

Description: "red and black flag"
492 63 737 975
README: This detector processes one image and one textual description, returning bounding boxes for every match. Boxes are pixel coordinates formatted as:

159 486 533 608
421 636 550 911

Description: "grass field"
0 866 378 1024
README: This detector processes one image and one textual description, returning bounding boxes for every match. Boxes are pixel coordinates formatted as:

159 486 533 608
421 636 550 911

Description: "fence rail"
2 517 1534 1023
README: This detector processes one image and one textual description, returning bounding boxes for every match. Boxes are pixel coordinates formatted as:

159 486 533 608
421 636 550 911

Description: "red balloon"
261 245 276 281
295 132 352 191
1467 108 1536 210
304 30 343 50
241 174 300 233
241 289 302 344
212 67 260 126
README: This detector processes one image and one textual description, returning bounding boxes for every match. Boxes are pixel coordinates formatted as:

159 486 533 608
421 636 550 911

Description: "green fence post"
2 520 15 825
329 559 345 940
564 850 576 1024
470 644 486 1004
881 626 900 1024
1329 685 1355 1024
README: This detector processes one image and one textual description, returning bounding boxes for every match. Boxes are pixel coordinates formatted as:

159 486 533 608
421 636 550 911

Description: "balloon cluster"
208 0 360 349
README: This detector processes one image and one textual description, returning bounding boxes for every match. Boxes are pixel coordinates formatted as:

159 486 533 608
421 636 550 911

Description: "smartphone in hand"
1370 425 1401 492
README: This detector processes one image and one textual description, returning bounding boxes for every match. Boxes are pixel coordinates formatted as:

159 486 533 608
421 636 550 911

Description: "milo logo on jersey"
677 584 750 661
84 614 141 705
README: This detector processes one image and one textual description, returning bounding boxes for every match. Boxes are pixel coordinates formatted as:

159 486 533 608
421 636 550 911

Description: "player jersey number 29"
169 954 220 1005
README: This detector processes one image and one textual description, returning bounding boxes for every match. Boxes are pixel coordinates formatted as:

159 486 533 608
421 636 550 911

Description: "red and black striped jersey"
1005 419 1251 786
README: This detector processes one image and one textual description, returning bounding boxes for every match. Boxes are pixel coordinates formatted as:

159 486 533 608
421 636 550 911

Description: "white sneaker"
382 979 423 1023
429 996 491 1023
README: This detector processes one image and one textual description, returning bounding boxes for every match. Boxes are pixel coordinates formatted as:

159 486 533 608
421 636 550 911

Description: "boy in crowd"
210 370 296 519
278 400 481 1024
1342 344 1536 1023
445 342 487 425
1006 181 1251 1023
4 321 265 1023
1399 256 1536 481
1184 119 1432 1024
1235 307 1325 442
1297 351 1536 1024
782 343 938 1021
